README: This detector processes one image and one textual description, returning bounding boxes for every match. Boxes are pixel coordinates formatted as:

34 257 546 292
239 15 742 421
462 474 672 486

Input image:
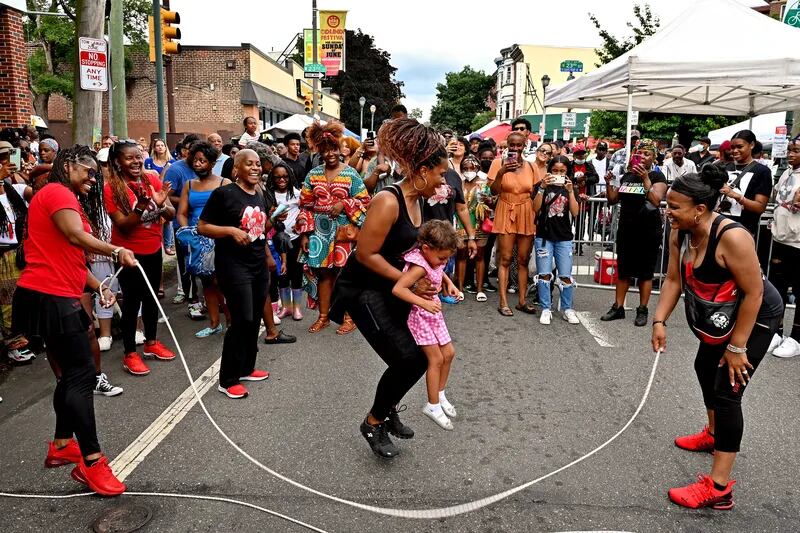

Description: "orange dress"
487 159 540 236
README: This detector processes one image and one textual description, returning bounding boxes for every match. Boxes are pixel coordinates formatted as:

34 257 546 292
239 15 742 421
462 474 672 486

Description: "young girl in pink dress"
393 220 461 430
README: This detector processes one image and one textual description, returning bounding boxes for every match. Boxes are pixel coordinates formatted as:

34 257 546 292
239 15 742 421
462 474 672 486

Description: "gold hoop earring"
413 176 428 192
694 213 701 225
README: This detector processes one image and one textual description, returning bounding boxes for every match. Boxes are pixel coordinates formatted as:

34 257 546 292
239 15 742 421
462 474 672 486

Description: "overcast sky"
170 0 766 119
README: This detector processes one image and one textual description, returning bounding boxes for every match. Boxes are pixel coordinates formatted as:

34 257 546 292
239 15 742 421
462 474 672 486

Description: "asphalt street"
1 276 798 533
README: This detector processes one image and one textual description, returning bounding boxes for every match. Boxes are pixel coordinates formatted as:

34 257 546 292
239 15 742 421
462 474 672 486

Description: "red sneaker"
240 369 269 382
44 439 82 468
70 456 126 497
217 383 248 399
122 352 150 376
675 426 714 453
143 341 175 361
668 474 735 510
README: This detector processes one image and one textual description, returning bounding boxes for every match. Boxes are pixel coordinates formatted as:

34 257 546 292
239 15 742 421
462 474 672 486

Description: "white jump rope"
0 262 663 527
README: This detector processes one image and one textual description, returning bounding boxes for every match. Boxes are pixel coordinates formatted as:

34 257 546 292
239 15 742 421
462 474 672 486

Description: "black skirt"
12 286 90 339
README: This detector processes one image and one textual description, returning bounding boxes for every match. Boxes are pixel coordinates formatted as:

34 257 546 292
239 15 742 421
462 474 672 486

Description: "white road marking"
577 312 615 347
110 358 221 482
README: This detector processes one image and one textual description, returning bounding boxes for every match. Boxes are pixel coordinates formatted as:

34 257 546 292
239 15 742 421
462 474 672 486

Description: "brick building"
0 2 33 128
47 43 340 146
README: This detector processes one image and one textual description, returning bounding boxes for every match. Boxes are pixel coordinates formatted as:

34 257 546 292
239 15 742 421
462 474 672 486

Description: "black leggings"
176 240 198 300
117 251 162 353
347 289 428 421
50 330 100 457
278 238 304 290
693 314 781 453
768 241 800 340
218 270 268 388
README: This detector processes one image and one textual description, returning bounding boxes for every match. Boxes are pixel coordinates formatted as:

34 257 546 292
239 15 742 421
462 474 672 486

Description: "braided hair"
377 119 447 177
49 145 111 241
267 162 297 199
106 141 140 215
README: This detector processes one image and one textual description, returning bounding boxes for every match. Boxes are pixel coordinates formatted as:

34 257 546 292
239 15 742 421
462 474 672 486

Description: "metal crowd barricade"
567 197 794 309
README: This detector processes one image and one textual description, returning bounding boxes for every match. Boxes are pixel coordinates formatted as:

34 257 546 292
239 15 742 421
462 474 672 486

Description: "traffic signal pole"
163 0 176 133
311 0 318 118
152 0 166 139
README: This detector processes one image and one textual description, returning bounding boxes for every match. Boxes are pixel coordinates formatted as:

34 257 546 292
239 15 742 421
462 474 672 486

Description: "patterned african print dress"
296 165 369 270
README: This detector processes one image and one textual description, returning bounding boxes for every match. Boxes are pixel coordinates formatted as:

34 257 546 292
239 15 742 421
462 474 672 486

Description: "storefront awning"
241 81 336 122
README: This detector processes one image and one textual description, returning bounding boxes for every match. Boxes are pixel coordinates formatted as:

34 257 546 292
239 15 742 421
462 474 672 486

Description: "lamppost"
540 74 551 141
370 104 377 132
359 96 366 136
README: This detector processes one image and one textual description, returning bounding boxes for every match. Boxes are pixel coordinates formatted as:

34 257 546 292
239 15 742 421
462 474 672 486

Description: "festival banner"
319 10 347 76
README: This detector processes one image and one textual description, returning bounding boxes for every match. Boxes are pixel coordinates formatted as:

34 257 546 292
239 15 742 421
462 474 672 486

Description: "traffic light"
148 8 181 62
317 102 323 113
303 93 313 114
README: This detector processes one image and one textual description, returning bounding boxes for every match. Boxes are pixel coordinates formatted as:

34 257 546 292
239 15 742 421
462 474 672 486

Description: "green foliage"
409 107 424 120
429 66 495 134
470 110 495 132
294 29 404 131
587 3 742 144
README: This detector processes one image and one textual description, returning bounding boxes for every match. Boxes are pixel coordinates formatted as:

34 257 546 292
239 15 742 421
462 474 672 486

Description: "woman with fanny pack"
177 141 230 338
767 136 800 358
652 166 783 510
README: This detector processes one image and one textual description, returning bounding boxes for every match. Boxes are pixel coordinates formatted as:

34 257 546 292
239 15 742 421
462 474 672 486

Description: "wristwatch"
111 247 123 262
133 206 145 217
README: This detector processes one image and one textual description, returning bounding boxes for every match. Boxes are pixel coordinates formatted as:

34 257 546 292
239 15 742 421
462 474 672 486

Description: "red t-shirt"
18 183 91 298
104 173 164 255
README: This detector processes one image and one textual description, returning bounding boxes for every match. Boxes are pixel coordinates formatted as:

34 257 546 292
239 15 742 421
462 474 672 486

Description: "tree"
587 4 740 144
429 66 494 134
409 107 423 120
25 0 150 122
470 109 495 133
293 29 404 131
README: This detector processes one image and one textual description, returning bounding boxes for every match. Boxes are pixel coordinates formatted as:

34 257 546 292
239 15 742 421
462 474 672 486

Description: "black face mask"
480 159 493 173
195 168 210 178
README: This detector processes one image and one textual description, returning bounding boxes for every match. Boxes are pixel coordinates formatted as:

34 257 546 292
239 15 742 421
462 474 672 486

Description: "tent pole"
624 85 633 173
748 95 755 129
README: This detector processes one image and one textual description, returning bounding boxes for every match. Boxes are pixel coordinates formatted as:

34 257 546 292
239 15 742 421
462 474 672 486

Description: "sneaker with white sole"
767 333 783 354
134 330 145 345
773 336 800 358
539 309 552 325
562 309 580 324
421 403 453 430
97 336 112 352
94 373 123 397
8 347 35 364
440 396 457 418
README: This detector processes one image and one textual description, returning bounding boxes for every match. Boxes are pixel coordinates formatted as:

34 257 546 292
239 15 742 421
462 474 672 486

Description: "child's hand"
421 299 442 314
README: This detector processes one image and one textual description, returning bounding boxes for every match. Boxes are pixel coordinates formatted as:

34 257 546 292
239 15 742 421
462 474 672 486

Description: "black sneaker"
386 405 414 439
600 303 625 321
463 284 478 294
634 305 648 327
360 419 399 458
483 281 497 293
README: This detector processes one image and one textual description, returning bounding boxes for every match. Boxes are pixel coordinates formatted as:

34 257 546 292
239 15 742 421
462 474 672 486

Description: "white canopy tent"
545 0 800 159
708 112 786 146
265 114 361 140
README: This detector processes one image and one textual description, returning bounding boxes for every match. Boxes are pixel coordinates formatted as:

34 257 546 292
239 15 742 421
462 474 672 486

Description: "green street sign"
304 63 325 73
784 1 800 28
560 60 583 73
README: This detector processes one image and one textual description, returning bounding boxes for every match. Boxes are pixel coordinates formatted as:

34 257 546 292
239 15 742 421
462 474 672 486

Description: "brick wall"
0 7 34 127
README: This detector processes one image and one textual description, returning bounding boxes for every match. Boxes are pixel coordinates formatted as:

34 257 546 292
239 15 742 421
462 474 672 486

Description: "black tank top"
339 184 420 290
681 215 783 319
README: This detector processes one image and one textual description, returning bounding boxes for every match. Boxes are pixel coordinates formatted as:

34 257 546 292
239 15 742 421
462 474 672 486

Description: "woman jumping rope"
393 219 461 430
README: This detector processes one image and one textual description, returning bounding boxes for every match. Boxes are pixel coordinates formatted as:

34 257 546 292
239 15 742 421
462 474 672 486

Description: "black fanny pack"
683 279 741 345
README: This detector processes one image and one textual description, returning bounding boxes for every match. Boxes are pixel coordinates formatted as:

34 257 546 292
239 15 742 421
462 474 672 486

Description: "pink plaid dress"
403 248 451 347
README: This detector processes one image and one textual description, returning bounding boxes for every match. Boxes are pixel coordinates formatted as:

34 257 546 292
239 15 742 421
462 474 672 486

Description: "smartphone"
271 203 289 220
505 151 518 165
552 174 566 186
630 154 642 168
366 131 376 141
9 148 21 169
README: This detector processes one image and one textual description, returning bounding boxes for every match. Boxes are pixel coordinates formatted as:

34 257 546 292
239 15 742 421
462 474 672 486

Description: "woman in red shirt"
104 141 176 376
12 145 136 496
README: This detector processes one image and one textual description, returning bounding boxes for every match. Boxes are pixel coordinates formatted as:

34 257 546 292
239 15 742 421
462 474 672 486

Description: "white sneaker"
98 336 112 352
273 312 282 325
134 330 145 345
440 397 457 418
7 347 35 363
773 336 800 358
767 333 783 354
94 373 123 397
562 309 580 324
422 404 453 430
539 309 552 325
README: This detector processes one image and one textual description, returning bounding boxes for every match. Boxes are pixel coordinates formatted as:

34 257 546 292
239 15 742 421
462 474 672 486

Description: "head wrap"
636 138 657 155
40 137 59 152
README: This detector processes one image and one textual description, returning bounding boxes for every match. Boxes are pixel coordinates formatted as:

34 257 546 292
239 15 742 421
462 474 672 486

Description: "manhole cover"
92 504 153 533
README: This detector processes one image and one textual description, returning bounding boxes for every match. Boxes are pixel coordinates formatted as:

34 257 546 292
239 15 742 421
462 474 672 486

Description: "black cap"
699 137 711 145
596 142 608 150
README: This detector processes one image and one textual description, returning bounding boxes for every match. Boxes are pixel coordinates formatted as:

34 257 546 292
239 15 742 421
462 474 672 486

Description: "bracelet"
467 235 476 241
726 343 747 354
111 247 122 262
652 320 667 327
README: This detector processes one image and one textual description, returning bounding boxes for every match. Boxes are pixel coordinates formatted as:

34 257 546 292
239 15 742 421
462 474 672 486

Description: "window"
506 66 512 81
505 102 511 120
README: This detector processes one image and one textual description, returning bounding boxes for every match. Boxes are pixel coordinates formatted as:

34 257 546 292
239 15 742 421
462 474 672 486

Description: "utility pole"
73 0 105 145
163 0 176 133
311 0 318 118
110 0 127 137
152 0 166 139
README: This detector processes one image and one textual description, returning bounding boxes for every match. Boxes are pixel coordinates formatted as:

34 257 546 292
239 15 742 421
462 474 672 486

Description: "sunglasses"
75 161 98 179
513 127 527 131
537 149 553 155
